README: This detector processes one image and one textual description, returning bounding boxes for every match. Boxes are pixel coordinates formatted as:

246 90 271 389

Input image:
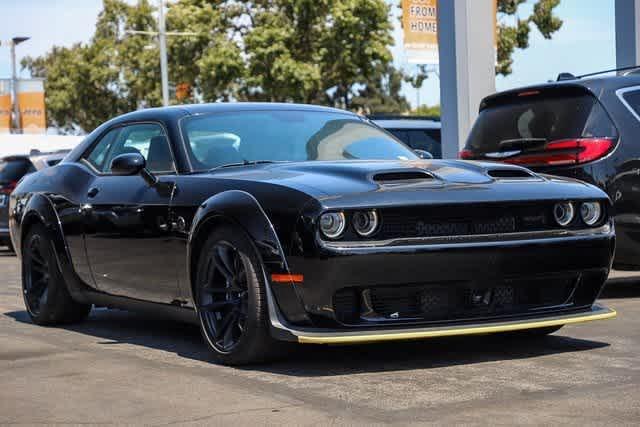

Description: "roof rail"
556 65 640 81
367 114 440 121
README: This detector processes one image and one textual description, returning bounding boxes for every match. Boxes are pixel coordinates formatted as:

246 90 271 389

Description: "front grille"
375 203 552 240
333 275 579 325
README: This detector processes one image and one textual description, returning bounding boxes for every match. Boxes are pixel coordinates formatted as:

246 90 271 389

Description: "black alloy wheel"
21 224 91 325
195 226 285 365
198 241 249 353
23 233 50 317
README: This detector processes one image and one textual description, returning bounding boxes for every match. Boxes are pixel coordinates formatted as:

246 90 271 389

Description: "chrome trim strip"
0 227 9 233
319 223 612 251
616 85 640 123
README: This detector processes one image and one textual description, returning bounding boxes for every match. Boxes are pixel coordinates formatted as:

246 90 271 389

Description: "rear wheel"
22 224 91 325
195 226 285 365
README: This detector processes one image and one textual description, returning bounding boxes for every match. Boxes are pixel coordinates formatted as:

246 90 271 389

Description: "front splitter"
293 305 616 344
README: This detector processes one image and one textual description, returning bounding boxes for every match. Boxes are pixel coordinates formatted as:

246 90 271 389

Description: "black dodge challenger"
9 103 616 365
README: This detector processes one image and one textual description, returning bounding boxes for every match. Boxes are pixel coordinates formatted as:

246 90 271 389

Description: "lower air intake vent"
373 170 434 183
488 169 534 179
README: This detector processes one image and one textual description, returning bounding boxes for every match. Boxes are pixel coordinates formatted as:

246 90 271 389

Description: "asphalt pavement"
1 247 639 425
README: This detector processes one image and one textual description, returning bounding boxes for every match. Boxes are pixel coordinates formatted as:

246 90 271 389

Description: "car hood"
202 159 608 209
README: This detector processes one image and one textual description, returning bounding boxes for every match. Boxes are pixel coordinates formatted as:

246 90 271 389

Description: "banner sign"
402 0 439 64
17 79 46 134
402 0 498 65
0 80 10 134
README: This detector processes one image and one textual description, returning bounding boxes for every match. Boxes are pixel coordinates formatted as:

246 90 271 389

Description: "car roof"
372 119 441 130
113 102 358 123
481 74 640 109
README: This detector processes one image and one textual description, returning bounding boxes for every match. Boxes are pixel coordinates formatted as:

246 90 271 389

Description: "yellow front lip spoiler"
296 305 616 344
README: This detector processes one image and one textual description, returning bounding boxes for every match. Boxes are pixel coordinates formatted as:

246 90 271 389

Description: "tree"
497 0 563 76
23 0 408 130
351 64 410 114
242 0 397 109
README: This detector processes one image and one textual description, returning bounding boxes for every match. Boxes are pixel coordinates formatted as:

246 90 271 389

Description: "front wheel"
195 226 285 365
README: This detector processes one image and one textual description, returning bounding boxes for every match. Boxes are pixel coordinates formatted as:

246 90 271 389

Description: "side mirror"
109 153 158 187
110 153 146 176
414 149 434 160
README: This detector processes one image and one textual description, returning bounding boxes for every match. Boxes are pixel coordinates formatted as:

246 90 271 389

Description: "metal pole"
437 0 496 159
158 0 169 106
10 41 20 132
615 0 640 70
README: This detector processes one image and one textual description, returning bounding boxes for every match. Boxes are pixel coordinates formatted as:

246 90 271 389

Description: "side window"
408 130 441 158
622 89 640 121
85 128 120 171
84 123 175 174
388 129 409 145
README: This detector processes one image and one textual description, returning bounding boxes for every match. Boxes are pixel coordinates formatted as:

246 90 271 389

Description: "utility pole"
158 0 169 107
125 1 197 107
2 37 30 132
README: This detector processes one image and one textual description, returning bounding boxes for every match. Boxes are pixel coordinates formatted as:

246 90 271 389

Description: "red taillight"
0 181 17 194
459 149 474 159
503 138 614 167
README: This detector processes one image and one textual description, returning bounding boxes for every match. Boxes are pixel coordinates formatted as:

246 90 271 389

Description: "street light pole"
9 37 30 132
158 0 169 107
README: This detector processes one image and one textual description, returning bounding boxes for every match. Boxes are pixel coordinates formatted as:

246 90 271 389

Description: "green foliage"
497 0 563 76
412 104 440 118
23 0 409 131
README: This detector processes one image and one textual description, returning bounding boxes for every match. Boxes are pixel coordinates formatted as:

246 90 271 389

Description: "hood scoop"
487 168 536 179
373 170 435 184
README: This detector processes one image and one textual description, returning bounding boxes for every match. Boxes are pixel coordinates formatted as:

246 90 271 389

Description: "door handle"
87 187 99 198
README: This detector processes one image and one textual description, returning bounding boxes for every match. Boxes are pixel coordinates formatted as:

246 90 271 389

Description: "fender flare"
19 194 69 262
186 190 309 331
17 193 92 303
187 190 289 294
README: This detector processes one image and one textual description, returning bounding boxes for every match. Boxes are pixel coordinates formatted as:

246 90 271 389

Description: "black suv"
461 70 640 269
0 151 69 251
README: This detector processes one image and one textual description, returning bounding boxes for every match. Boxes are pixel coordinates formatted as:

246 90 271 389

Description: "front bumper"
271 224 615 334
284 304 616 344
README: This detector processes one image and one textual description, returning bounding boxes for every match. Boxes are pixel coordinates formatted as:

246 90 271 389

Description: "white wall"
0 134 84 158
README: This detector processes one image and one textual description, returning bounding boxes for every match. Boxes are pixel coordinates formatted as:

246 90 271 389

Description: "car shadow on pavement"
4 307 610 375
600 278 640 299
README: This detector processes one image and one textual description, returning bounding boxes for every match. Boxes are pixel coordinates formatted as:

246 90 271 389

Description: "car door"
79 122 180 303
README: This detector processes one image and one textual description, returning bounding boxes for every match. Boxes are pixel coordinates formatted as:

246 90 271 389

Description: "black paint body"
9 103 615 338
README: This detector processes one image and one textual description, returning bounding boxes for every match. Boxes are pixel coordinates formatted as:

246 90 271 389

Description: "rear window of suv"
465 87 618 154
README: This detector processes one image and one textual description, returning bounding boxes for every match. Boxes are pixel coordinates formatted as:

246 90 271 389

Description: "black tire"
195 226 285 365
498 325 563 339
22 224 91 325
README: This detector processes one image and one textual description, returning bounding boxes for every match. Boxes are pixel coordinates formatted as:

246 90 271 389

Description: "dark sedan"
9 103 616 365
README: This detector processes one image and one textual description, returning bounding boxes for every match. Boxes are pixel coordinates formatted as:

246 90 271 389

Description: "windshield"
181 110 417 171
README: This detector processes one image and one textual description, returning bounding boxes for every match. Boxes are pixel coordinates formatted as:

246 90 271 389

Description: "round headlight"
553 202 575 227
353 210 379 237
319 212 346 239
580 202 602 226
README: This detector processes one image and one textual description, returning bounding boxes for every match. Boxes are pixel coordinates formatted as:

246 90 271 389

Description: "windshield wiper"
209 160 283 172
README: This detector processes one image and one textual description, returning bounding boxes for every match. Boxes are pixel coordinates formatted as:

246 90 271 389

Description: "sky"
0 0 617 108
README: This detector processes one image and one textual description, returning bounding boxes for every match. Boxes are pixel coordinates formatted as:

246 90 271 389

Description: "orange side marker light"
271 274 304 284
